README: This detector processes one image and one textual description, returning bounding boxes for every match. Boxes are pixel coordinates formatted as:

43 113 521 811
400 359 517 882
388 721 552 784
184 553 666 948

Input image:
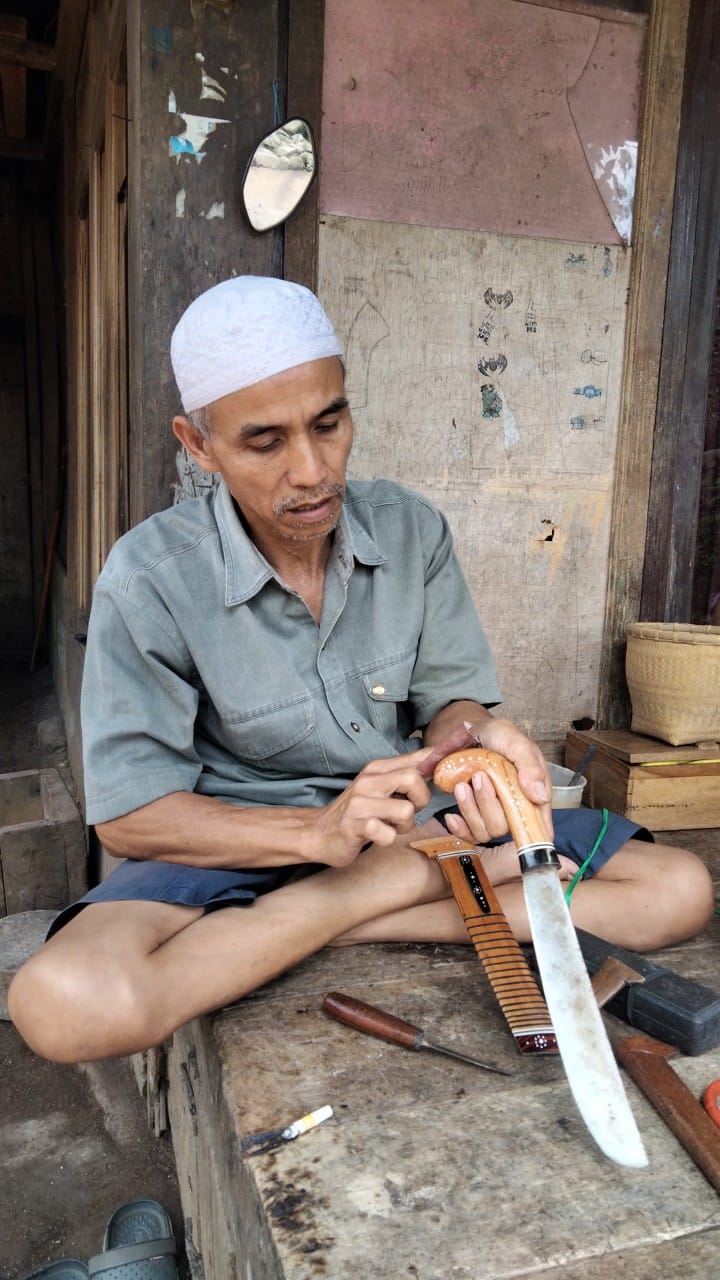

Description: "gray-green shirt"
81 478 501 826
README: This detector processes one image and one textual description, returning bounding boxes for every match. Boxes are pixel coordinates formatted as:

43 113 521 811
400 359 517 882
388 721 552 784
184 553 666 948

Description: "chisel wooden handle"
433 748 551 849
323 992 422 1048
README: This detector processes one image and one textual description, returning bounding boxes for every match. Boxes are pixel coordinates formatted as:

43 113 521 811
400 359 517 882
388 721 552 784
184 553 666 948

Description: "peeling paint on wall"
195 52 228 102
168 90 230 163
200 202 225 219
175 189 186 218
588 140 637 244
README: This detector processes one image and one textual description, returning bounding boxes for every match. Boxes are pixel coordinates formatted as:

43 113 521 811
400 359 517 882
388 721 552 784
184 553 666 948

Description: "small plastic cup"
547 762 587 809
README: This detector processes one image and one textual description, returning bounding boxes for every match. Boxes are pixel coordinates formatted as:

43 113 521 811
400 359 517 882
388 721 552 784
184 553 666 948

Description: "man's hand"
424 712 553 847
313 751 433 866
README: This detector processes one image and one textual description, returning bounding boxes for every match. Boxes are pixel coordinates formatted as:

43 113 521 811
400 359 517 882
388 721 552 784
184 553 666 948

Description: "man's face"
174 357 352 561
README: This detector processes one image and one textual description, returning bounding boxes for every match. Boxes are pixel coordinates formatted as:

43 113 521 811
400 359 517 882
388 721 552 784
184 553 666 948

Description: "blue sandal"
88 1200 178 1279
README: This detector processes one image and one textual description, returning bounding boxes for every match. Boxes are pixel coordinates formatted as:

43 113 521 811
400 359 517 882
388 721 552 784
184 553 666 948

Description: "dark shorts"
432 804 653 873
47 805 652 939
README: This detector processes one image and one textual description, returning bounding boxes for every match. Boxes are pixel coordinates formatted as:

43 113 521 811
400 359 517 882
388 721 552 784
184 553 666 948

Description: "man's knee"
640 844 715 944
7 945 149 1064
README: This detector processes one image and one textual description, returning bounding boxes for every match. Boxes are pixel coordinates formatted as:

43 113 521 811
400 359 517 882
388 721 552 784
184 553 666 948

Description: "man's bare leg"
8 837 447 1063
335 840 714 952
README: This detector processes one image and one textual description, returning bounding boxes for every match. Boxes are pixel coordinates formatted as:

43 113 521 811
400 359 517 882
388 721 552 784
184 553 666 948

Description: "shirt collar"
213 480 387 606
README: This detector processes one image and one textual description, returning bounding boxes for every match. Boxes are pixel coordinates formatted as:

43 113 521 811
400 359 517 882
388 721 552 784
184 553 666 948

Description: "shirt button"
350 721 361 732
372 685 385 696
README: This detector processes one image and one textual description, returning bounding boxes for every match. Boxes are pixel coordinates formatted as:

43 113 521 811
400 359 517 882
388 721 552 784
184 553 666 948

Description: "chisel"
322 991 515 1076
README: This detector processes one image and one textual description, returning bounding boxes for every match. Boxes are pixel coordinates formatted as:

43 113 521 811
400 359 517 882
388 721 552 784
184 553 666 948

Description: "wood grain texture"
126 0 279 522
598 0 690 727
615 1033 720 1191
284 0 324 289
640 0 720 623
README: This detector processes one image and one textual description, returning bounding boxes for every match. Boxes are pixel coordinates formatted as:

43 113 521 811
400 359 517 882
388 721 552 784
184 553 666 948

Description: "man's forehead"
209 356 347 427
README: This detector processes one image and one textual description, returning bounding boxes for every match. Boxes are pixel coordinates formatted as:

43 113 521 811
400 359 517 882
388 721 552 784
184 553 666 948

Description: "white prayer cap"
170 275 344 413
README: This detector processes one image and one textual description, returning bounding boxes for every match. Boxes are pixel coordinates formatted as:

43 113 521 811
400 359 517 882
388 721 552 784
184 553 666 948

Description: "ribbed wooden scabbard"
412 835 558 1054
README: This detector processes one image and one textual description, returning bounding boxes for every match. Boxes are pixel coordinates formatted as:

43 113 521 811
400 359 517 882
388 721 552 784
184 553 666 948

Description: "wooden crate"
564 730 720 830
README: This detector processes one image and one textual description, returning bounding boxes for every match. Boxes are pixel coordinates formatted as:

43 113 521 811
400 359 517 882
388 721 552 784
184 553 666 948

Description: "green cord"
565 808 609 905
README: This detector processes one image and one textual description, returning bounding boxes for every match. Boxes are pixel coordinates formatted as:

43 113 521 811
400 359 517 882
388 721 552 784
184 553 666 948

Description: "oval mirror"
242 118 316 232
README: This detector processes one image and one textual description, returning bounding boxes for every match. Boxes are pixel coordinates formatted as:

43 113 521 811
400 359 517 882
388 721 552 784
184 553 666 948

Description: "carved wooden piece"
615 1034 720 1192
432 748 551 850
411 834 557 1054
590 955 646 1010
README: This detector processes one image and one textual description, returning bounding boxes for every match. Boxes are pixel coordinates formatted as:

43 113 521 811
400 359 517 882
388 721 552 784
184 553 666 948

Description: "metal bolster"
518 845 560 873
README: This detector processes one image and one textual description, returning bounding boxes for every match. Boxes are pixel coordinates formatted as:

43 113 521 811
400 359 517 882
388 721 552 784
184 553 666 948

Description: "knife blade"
429 747 648 1169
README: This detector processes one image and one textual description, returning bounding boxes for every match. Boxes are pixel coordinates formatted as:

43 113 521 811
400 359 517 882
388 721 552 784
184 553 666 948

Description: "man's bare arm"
95 751 435 871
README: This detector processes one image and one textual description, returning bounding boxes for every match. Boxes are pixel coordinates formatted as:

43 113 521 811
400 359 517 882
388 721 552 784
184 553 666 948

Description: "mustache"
274 483 345 516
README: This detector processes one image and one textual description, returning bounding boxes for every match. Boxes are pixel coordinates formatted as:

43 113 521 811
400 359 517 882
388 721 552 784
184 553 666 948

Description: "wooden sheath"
411 834 558 1054
615 1034 720 1191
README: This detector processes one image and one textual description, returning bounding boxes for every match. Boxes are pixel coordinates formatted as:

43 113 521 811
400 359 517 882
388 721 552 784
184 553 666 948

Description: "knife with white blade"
427 746 648 1169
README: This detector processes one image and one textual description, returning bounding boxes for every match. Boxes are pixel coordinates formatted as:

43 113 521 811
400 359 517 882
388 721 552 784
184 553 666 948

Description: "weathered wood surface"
283 0 324 290
167 879 720 1279
640 0 720 624
319 215 630 741
126 0 280 520
598 0 691 727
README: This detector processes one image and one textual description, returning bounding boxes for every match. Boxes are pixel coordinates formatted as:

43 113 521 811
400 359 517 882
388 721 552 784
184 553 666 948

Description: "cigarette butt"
243 1105 334 1156
280 1104 334 1141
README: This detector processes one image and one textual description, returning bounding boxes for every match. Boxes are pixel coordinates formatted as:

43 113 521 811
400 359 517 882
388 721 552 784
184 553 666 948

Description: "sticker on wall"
484 288 513 310
480 384 503 419
477 353 507 377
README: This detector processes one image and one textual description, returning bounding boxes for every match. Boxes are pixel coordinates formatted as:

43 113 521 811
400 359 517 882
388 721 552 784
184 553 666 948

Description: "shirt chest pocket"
223 695 317 765
361 650 417 736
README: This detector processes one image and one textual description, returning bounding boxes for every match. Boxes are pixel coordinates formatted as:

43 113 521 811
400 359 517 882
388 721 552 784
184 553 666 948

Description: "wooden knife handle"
410 836 558 1054
323 992 422 1050
433 748 551 850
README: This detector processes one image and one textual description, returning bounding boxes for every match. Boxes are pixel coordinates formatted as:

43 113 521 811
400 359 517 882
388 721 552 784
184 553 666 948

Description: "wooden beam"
597 0 691 728
41 0 91 192
284 0 324 290
0 33 56 72
640 0 720 622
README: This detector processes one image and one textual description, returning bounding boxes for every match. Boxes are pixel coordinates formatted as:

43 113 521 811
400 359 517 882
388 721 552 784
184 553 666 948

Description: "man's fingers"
416 726 476 779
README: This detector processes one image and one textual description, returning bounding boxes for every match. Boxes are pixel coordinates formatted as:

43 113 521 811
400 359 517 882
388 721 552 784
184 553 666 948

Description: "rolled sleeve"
81 585 204 824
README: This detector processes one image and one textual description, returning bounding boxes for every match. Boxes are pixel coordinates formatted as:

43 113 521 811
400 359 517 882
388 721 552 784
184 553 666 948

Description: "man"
9 277 713 1063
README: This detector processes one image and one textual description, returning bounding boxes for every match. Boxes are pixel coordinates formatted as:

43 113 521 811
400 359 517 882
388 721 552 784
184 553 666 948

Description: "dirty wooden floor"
166 829 720 1280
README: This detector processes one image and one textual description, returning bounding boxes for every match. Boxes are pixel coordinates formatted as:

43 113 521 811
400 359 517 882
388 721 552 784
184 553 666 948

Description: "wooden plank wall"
126 0 282 521
640 0 720 623
598 0 690 724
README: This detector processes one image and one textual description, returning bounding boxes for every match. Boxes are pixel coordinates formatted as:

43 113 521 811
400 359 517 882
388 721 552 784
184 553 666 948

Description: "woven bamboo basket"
626 622 720 746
